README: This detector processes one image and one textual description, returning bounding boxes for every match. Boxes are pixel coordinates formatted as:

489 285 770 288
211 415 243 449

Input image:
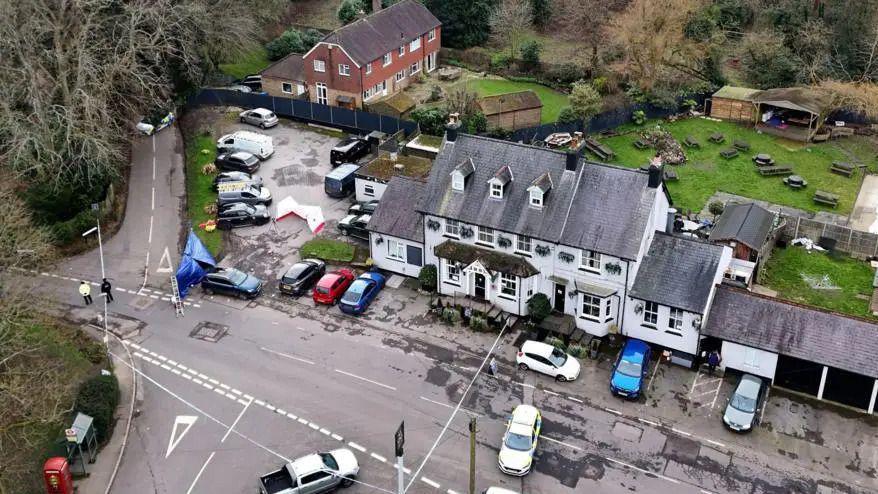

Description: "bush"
469 315 488 331
337 0 363 25
557 106 579 124
545 336 566 351
463 111 488 134
569 80 602 120
442 307 461 324
490 53 513 70
544 63 589 87
568 344 587 358
50 209 99 246
708 200 725 218
632 110 646 125
409 107 449 135
265 28 322 61
519 40 542 69
419 264 438 292
526 293 552 322
75 374 119 444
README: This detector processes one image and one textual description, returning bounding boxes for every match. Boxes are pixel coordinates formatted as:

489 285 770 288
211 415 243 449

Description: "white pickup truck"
259 449 359 494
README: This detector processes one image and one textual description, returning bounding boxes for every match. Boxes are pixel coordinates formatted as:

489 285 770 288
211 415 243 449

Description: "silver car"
240 108 279 129
723 373 765 432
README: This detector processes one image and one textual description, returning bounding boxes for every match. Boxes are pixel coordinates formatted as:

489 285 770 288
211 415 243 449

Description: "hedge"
75 374 119 444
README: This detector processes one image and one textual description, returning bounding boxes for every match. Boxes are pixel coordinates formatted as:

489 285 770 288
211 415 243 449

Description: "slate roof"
629 232 728 313
492 165 513 185
703 285 878 379
434 240 539 278
320 0 441 66
261 53 305 82
476 90 542 115
367 176 426 243
530 172 553 192
709 203 775 251
420 134 658 260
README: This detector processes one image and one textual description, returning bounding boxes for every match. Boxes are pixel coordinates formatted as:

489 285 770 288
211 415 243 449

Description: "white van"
216 131 274 160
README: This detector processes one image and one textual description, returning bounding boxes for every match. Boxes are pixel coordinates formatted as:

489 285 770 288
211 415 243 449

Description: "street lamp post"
82 203 108 356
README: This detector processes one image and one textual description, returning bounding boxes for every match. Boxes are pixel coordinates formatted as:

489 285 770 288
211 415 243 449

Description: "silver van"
217 185 272 207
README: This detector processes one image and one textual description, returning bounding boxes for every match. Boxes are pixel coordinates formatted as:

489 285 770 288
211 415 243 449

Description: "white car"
240 108 279 129
498 405 541 476
516 340 581 382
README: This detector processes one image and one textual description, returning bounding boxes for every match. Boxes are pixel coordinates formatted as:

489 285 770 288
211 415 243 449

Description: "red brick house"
262 0 441 109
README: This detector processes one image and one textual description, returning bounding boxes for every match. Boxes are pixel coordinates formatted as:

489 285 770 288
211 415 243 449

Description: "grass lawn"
301 238 355 262
219 46 271 80
460 78 569 124
598 118 877 214
185 133 222 256
761 246 876 319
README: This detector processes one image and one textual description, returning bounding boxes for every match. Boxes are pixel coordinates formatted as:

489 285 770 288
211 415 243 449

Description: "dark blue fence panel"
380 115 401 134
310 103 332 124
292 99 312 120
357 112 382 133
331 107 357 128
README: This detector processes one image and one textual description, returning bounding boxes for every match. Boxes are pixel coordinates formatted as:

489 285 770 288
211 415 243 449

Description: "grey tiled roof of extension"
703 285 878 379
261 53 305 81
366 176 426 243
709 202 775 250
419 134 658 260
629 232 727 313
321 0 441 66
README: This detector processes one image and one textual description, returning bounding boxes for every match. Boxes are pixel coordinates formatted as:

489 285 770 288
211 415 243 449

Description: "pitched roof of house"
261 53 306 82
434 240 539 278
420 134 659 260
366 176 426 243
476 91 542 116
320 0 441 66
629 233 728 313
709 202 775 250
703 285 878 379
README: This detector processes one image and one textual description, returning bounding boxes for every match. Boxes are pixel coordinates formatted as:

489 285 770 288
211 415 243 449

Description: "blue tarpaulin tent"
175 230 216 298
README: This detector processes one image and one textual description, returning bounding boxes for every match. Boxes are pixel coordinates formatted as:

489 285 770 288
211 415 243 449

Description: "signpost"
395 421 405 494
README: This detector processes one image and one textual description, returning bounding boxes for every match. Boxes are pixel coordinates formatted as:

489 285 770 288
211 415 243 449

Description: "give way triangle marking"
157 246 173 273
166 415 198 458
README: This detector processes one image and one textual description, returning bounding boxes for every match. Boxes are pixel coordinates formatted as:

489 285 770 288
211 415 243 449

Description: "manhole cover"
190 322 229 342
611 421 643 442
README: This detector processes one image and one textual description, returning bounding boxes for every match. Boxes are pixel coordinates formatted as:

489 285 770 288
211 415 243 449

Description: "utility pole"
395 421 405 494
468 416 477 494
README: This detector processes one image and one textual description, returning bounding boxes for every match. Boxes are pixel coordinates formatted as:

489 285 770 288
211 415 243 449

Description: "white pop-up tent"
275 196 325 234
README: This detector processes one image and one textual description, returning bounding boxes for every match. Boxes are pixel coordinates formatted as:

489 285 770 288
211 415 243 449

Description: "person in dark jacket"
707 350 722 375
100 278 114 303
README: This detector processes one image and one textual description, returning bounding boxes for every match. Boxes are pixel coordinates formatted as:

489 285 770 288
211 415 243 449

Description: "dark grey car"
217 185 272 207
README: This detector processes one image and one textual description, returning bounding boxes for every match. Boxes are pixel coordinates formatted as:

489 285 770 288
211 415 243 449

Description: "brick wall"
262 76 306 99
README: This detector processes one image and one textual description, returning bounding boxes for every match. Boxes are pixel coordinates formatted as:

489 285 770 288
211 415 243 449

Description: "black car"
216 203 271 230
215 151 260 173
278 259 326 296
338 214 371 239
212 171 263 191
348 200 379 216
201 268 263 299
235 74 262 91
330 137 370 166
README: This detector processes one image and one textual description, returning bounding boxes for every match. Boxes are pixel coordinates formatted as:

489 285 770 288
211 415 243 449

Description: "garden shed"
365 91 417 119
476 90 542 130
709 86 760 122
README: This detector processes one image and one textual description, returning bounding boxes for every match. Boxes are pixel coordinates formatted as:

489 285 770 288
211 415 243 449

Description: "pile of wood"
641 129 686 165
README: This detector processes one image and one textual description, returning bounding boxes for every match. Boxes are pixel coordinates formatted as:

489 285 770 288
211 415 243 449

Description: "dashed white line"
331 433 344 441
254 399 266 407
219 383 230 390
639 418 661 427
308 423 320 431
230 388 242 395
348 442 367 452
542 435 582 451
542 389 560 396
393 464 412 474
447 490 461 494
222 398 253 443
208 378 219 385
605 457 681 484
266 404 276 412
671 427 692 437
171 369 181 375
197 373 208 380
276 408 286 415
160 364 171 371
517 382 536 389
568 397 583 403
705 439 726 448
420 477 440 488
320 428 331 436
370 452 387 463
202 383 214 391
334 369 397 390
298 418 308 425
260 347 316 365
287 412 298 420
605 408 623 416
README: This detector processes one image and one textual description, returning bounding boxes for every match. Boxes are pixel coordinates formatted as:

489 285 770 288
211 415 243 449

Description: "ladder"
170 275 185 317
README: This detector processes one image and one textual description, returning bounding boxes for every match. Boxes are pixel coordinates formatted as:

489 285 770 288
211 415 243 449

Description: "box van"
330 136 370 166
324 164 360 198
217 131 274 160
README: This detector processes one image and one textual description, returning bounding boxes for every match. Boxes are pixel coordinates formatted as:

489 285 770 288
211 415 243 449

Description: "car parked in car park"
216 184 272 207
498 404 541 476
348 200 379 216
215 151 261 173
313 269 356 305
279 259 326 296
201 268 263 299
258 448 358 494
239 108 278 129
516 340 581 382
236 74 262 91
338 214 370 239
216 203 270 230
212 171 263 191
330 136 370 166
723 373 766 433
610 338 651 399
338 272 386 315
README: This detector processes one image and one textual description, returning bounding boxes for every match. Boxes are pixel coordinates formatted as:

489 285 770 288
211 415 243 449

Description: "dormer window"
527 172 552 209
490 183 503 198
450 158 475 192
488 165 512 200
529 189 543 207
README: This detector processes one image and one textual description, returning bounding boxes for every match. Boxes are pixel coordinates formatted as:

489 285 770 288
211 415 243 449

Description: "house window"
313 60 325 72
384 53 392 66
478 226 495 245
668 308 683 331
399 45 405 56
451 173 464 191
281 82 293 94
530 190 543 207
500 273 517 298
643 301 658 326
395 70 406 82
445 263 460 284
363 81 387 100
581 294 601 321
605 298 612 317
410 61 421 75
445 219 460 237
364 184 375 197
410 37 421 51
428 28 436 42
580 250 601 272
338 64 350 76
366 63 372 74
490 183 503 198
516 235 532 254
387 239 405 261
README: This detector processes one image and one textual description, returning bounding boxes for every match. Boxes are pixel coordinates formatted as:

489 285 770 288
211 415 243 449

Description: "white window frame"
383 53 392 66
363 81 387 100
477 226 495 246
399 45 405 56
580 249 601 272
581 294 601 321
366 63 372 74
500 273 517 298
668 308 683 332
410 61 421 75
445 219 460 237
490 183 503 198
428 28 436 42
605 298 612 318
313 59 325 72
387 239 405 261
516 235 532 254
445 263 461 284
338 64 350 76
364 184 375 197
281 82 293 94
643 301 658 326
451 173 464 191
410 37 421 51
395 70 406 82
529 189 543 207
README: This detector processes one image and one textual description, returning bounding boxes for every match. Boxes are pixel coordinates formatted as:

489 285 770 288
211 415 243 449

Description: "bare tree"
490 0 533 57
816 81 878 119
0 191 56 271
555 0 630 69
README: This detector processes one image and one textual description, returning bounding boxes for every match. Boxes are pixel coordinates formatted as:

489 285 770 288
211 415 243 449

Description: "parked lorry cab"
324 164 360 198
259 449 359 494
216 131 274 160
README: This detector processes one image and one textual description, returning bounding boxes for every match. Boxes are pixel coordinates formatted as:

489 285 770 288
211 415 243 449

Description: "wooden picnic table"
709 132 725 144
758 165 793 176
814 190 839 207
684 135 700 148
783 175 807 189
753 153 775 166
633 139 649 150
720 148 739 159
830 161 856 177
584 136 614 160
733 140 750 151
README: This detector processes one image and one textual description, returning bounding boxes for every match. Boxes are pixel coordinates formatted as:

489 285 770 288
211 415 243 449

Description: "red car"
313 269 355 305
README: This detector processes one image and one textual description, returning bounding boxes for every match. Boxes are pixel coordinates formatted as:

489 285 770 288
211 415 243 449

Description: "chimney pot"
565 150 578 172
445 115 461 143
648 164 662 188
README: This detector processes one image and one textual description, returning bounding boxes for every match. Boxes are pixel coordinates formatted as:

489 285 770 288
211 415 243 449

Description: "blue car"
610 339 651 399
338 272 386 315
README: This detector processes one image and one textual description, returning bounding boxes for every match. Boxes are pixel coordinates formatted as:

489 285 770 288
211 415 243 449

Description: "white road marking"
148 216 154 244
308 423 320 430
568 397 583 403
648 356 662 391
542 389 560 396
238 399 249 406
202 383 214 391
419 396 483 417
287 412 298 420
331 433 344 441
276 409 286 415
222 398 253 443
542 435 582 451
186 451 215 494
192 378 203 385
348 442 367 452
393 464 412 474
605 457 681 484
197 373 208 380
517 382 536 389
208 378 219 385
219 383 230 390
370 452 387 463
297 418 308 425
760 386 771 424
166 415 198 458
605 408 623 416
171 369 181 375
671 427 692 437
260 347 316 365
447 490 461 494
151 187 155 211
639 418 661 427
420 477 440 488
705 439 726 448
320 428 331 436
335 369 397 390
266 404 276 411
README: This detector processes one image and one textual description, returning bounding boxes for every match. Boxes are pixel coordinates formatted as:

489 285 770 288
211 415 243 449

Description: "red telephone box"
43 457 73 494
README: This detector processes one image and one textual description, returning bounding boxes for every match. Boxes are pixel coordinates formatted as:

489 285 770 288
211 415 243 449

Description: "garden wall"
779 214 878 260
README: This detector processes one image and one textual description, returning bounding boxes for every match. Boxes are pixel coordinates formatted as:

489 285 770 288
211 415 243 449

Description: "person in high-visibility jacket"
79 281 93 305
